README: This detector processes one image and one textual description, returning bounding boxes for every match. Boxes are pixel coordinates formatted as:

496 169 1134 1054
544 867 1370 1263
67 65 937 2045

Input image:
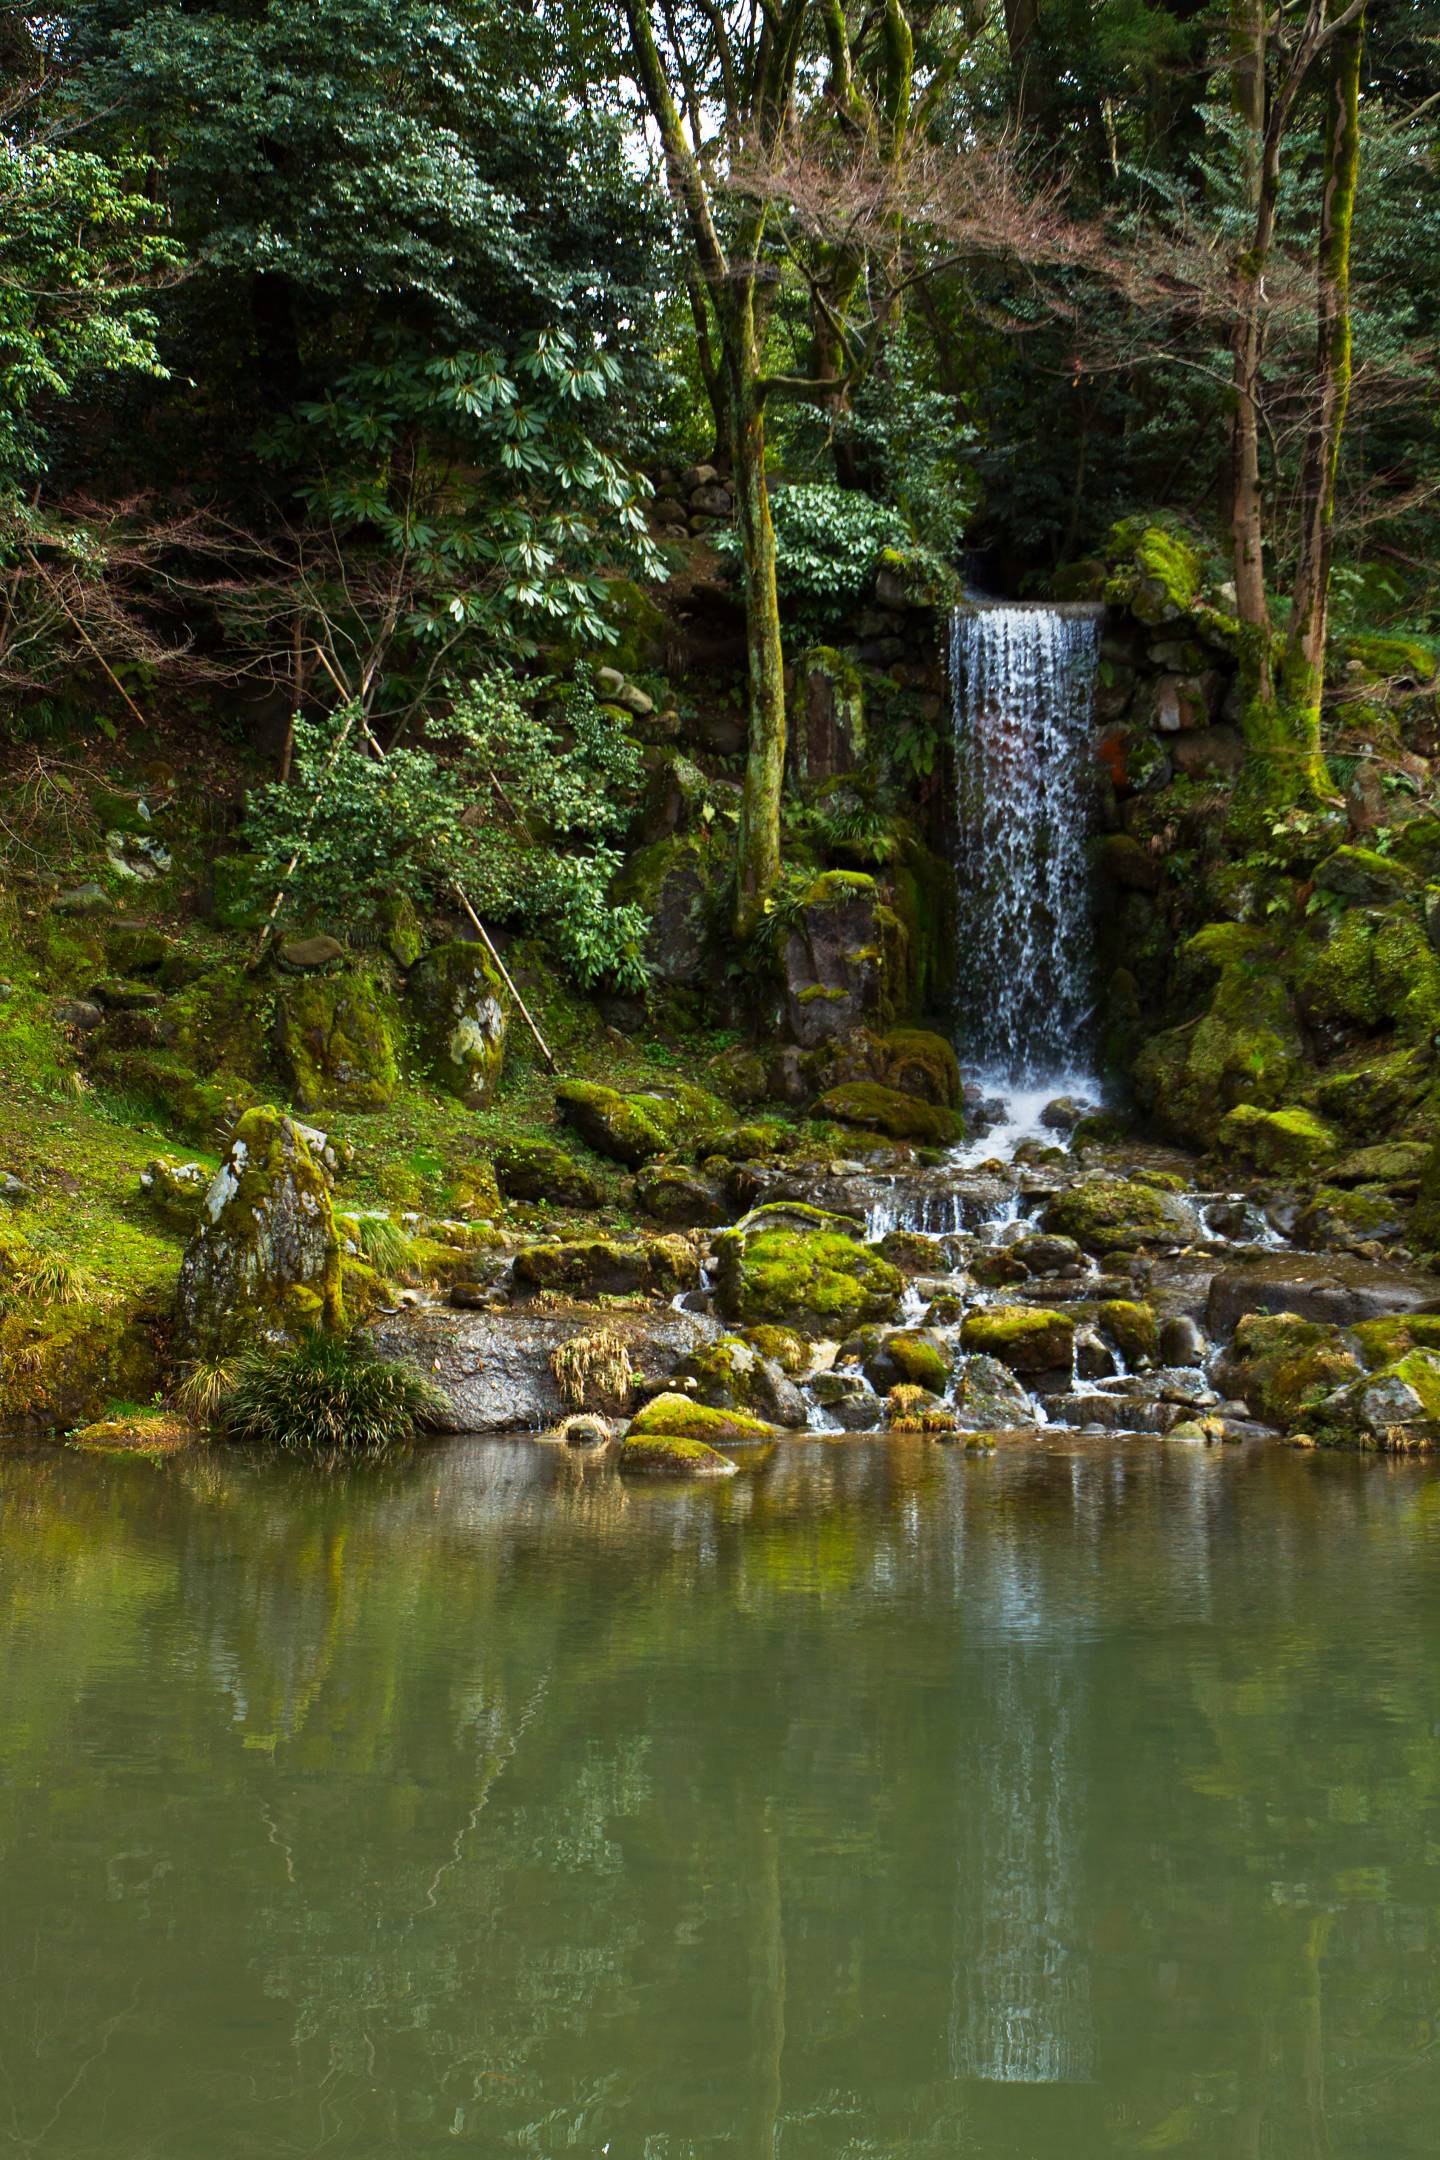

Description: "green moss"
512 1237 698 1298
1298 910 1440 1040
1313 1047 1430 1135
1216 1103 1337 1174
0 1288 167 1437
1220 1313 1360 1429
491 1137 604 1208
407 941 507 1109
1352 1315 1440 1368
1313 846 1418 906
555 1079 727 1167
174 1106 343 1359
1133 958 1306 1149
1104 519 1203 623
959 1305 1074 1373
273 967 400 1113
739 1324 809 1374
878 1329 950 1393
871 1028 961 1109
1042 1180 1186 1255
1341 633 1437 685
93 1049 251 1140
814 1081 962 1145
618 1432 738 1478
714 1223 903 1337
629 1391 777 1443
803 869 877 905
1098 1300 1159 1363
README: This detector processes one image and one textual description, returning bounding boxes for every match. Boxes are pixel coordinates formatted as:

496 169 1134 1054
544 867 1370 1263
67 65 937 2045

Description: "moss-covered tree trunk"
730 356 788 934
1279 6 1365 768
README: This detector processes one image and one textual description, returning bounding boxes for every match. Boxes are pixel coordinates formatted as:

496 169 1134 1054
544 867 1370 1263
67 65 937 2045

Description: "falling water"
950 604 1102 1083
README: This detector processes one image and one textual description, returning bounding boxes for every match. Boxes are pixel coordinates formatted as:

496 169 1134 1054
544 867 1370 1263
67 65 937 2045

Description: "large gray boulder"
175 1107 341 1357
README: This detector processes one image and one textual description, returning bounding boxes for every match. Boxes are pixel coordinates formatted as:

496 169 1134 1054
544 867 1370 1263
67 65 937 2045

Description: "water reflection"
0 1438 1438 2158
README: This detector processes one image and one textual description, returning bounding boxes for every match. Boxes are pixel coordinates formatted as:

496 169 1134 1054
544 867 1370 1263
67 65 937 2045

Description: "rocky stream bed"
355 1081 1440 1475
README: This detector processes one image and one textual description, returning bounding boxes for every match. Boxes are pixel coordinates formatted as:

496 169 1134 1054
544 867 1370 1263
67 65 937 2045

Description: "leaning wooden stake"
450 881 555 1072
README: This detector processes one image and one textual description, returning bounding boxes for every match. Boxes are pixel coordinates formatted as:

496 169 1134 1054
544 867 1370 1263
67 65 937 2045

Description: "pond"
2 1434 1438 2158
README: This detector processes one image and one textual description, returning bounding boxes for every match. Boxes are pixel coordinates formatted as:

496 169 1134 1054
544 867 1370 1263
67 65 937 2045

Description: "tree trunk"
1279 4 1364 786
730 364 787 938
1227 0 1271 686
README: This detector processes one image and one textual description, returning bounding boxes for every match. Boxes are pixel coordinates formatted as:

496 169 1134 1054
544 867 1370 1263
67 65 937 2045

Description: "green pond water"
2 1434 1439 2159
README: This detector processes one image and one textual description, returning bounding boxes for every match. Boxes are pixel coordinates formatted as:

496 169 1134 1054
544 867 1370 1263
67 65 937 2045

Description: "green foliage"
715 483 908 631
224 1328 444 1454
0 139 175 488
243 671 649 989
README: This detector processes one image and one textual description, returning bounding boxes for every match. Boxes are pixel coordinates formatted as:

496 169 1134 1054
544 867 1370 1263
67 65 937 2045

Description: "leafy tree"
243 671 650 990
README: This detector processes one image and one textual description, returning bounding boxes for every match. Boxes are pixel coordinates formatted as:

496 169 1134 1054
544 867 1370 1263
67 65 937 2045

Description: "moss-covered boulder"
1313 1047 1431 1137
618 1432 739 1478
615 828 731 987
0 1286 167 1438
860 1327 951 1395
512 1235 699 1299
71 1410 198 1456
491 1138 603 1209
1313 846 1418 907
555 1080 726 1168
139 1156 210 1231
634 1161 729 1226
952 1353 1035 1429
789 645 865 782
1133 952 1306 1148
408 940 508 1109
1216 1313 1361 1430
1216 1103 1337 1175
960 1305 1074 1373
1097 1299 1159 1364
1407 1136 1440 1251
714 1216 903 1337
1310 1351 1440 1451
814 1081 963 1145
868 1027 962 1109
1104 519 1204 624
629 1391 779 1445
1297 910 1440 1040
674 1335 806 1426
273 967 399 1112
175 1106 343 1358
1351 1314 1440 1367
1293 1185 1407 1252
1042 1179 1194 1255
780 870 907 1050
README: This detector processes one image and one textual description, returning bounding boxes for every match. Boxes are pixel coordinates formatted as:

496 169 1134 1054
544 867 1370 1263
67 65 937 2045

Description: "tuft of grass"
9 1249 93 1306
350 1212 423 1280
224 1329 445 1454
172 1356 240 1425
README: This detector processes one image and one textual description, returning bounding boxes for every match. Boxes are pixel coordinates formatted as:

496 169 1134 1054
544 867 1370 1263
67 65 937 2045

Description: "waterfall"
950 604 1102 1084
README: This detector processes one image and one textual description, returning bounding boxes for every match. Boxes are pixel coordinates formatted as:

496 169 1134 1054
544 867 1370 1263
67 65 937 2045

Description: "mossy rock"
175 1105 343 1359
1293 1184 1406 1252
862 1327 950 1395
164 968 274 1084
273 967 400 1113
714 1222 903 1338
491 1138 603 1210
1297 909 1440 1040
634 1161 729 1226
673 1335 805 1426
408 940 508 1109
615 828 731 987
1341 633 1437 687
1133 960 1305 1148
70 1410 198 1456
1217 1313 1360 1430
103 921 173 975
0 1290 167 1438
952 1353 1035 1429
512 1236 698 1299
629 1391 779 1444
1313 846 1418 907
208 853 266 930
1313 1047 1431 1137
1216 1104 1337 1175
1330 1142 1430 1189
1351 1315 1440 1368
869 1028 962 1109
1104 519 1204 624
139 1156 210 1231
1310 1350 1440 1451
709 1120 798 1163
1407 1136 1440 1249
555 1079 727 1167
1097 1299 1158 1364
738 1324 809 1375
618 1432 738 1478
1042 1179 1191 1255
959 1305 1074 1373
814 1081 962 1145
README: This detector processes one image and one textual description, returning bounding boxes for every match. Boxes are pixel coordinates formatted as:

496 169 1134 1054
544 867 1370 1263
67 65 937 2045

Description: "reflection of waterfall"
949 1653 1094 2085
951 604 1101 1083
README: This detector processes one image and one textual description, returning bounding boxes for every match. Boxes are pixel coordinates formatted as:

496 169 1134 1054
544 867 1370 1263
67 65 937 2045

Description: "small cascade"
950 603 1102 1083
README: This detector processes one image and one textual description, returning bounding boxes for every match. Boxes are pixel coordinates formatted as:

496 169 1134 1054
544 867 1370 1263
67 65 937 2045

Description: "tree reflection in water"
1 1436 1438 2158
